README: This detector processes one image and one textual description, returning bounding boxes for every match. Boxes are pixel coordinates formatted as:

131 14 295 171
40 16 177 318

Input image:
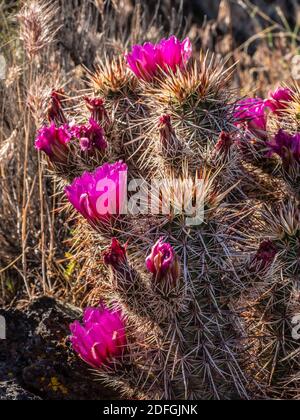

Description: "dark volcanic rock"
0 297 120 400
0 381 41 400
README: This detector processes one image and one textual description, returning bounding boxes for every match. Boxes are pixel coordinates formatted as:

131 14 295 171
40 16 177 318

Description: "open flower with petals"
146 238 181 283
126 36 192 81
157 36 192 72
234 98 268 139
72 118 107 152
265 87 293 114
35 123 71 163
65 161 127 227
267 129 300 168
70 304 127 369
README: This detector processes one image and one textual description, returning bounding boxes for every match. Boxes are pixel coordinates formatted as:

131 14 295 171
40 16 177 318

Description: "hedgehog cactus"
235 85 300 399
35 34 300 400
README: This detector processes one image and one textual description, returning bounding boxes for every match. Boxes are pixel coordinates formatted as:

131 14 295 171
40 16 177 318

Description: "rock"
0 381 41 400
0 297 120 400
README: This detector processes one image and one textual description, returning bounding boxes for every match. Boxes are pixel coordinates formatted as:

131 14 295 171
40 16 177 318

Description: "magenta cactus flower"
146 238 181 282
234 98 268 139
267 129 300 167
70 304 127 369
158 36 192 72
265 87 293 114
72 118 107 152
65 161 128 225
125 36 192 81
79 137 92 152
35 123 71 162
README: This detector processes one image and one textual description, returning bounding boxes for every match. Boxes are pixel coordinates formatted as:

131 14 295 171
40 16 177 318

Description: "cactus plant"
34 27 300 400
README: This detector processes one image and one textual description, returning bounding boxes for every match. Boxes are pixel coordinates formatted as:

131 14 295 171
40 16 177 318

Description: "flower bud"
159 115 182 157
84 97 110 127
48 89 67 125
103 238 127 269
146 238 181 284
213 131 233 158
250 240 278 272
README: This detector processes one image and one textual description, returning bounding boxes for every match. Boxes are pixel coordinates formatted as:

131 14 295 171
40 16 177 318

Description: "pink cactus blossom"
267 129 300 167
70 304 127 369
158 36 192 72
72 118 107 152
65 161 128 226
126 36 192 81
146 238 181 282
35 123 71 163
234 98 268 139
265 87 293 114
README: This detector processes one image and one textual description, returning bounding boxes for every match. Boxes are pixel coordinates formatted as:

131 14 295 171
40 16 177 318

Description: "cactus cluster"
35 35 300 400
